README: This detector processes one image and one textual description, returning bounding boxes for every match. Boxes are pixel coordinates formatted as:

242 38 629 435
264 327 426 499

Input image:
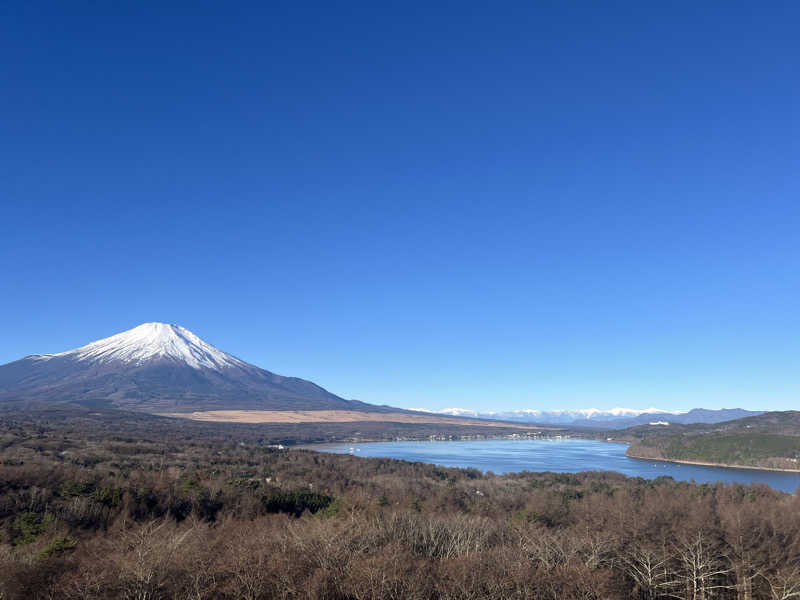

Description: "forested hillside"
2 408 800 599
625 411 800 470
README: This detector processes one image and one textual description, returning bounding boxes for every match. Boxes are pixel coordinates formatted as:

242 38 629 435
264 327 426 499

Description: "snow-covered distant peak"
42 322 248 370
406 406 687 422
439 408 479 417
408 407 483 417
543 407 681 418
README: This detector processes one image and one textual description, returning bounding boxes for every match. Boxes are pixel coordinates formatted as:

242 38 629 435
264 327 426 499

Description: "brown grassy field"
160 409 551 429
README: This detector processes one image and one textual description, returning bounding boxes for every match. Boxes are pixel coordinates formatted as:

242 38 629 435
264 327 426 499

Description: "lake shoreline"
626 452 800 473
296 435 626 450
301 439 800 476
307 438 800 493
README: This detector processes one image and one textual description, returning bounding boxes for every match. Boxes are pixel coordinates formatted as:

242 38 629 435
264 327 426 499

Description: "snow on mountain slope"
518 407 678 419
412 407 681 420
436 408 480 417
34 323 248 370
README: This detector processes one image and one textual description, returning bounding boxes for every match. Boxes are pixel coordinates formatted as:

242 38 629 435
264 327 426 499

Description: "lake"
313 438 800 494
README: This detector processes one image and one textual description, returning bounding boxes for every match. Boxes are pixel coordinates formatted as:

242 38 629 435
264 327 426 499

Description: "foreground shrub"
261 490 334 517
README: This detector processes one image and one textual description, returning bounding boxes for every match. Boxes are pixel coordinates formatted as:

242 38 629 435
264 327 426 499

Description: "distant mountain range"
407 407 764 429
0 323 383 413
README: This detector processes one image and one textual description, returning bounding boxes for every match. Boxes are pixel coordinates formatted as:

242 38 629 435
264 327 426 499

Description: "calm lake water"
314 438 800 494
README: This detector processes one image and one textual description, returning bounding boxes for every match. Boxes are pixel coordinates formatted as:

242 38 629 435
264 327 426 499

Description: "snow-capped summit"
37 322 247 371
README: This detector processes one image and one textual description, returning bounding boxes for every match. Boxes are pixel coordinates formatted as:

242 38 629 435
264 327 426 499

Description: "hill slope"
624 411 800 471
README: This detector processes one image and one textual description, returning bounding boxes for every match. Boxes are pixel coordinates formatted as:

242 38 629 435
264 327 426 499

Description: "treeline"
1 408 800 599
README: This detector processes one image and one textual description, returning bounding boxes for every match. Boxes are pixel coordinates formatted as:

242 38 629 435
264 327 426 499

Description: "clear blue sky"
2 2 799 412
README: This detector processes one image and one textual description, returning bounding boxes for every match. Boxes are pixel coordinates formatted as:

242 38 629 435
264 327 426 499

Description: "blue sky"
2 2 799 412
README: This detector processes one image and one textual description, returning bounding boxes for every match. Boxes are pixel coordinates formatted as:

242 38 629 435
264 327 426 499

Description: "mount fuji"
0 323 379 413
